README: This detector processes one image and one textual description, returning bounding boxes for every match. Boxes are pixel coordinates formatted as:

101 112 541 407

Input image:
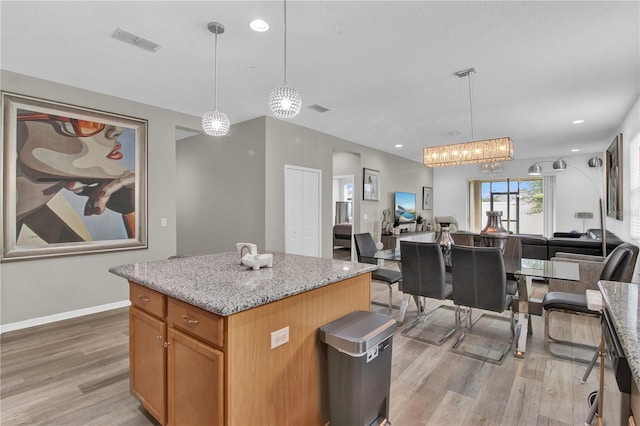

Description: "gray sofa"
451 228 624 260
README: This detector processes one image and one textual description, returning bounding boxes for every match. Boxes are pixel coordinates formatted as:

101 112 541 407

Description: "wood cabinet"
128 273 370 425
129 284 167 425
167 328 224 426
129 282 224 426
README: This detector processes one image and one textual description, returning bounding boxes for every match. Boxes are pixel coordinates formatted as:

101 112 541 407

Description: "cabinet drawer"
130 282 166 318
167 298 224 348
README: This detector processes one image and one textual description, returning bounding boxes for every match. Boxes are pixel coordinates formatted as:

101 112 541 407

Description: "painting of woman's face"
16 112 128 182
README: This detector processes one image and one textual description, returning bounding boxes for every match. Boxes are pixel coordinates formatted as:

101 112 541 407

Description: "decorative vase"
480 211 509 251
437 222 455 266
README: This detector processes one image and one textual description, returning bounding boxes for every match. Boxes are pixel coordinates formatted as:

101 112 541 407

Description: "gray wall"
0 72 433 327
176 117 266 254
263 117 433 258
0 71 199 325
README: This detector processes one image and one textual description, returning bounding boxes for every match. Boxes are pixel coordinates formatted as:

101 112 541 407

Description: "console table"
381 231 435 250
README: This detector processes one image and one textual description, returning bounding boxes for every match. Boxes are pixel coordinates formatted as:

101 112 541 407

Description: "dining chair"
354 232 402 315
451 245 515 365
542 242 638 363
399 241 456 346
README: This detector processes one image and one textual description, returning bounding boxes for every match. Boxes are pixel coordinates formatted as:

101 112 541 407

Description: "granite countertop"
598 280 640 385
109 252 376 317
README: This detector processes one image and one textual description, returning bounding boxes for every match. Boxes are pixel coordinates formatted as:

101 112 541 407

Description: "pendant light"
269 0 301 118
202 22 230 136
423 68 514 167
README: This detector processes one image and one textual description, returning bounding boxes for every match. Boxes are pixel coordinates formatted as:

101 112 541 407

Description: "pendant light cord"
468 72 474 140
214 30 218 110
283 0 288 85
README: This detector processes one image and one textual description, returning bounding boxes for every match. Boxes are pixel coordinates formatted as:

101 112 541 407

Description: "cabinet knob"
182 314 199 325
137 295 151 303
164 341 171 348
155 335 163 341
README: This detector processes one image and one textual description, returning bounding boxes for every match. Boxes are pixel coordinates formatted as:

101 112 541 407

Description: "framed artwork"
1 92 148 261
422 186 433 210
363 168 380 201
606 133 623 220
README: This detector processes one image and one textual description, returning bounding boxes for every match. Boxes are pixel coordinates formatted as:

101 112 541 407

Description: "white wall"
0 71 200 326
434 155 605 235
434 95 640 242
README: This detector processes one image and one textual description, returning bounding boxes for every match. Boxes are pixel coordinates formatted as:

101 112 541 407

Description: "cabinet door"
167 328 224 426
130 307 166 425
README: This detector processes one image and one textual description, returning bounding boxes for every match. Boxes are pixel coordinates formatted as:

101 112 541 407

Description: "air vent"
112 28 161 52
439 130 462 137
308 104 330 113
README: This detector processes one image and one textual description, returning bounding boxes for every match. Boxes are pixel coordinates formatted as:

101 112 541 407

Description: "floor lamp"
528 156 606 256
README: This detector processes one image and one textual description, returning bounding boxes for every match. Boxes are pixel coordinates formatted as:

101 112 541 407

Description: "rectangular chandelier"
423 137 514 167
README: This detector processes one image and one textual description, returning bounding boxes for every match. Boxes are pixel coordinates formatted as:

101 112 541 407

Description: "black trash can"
319 310 397 426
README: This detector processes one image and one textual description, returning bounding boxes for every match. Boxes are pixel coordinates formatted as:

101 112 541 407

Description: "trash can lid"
319 311 397 357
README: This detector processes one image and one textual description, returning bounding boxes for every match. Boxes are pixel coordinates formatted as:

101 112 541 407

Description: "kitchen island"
598 280 640 424
110 252 376 426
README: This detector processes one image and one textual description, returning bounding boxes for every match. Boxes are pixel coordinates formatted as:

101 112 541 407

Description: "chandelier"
202 22 230 136
423 68 514 167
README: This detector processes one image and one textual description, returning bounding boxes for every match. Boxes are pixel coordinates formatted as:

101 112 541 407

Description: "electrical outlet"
270 326 289 349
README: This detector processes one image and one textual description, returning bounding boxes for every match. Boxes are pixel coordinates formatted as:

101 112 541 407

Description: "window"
630 132 640 240
469 178 544 234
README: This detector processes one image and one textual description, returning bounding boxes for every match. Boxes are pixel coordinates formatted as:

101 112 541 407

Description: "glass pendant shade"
202 110 230 136
269 85 301 118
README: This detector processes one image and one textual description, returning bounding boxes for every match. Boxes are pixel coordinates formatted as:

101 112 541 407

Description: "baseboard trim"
0 300 131 334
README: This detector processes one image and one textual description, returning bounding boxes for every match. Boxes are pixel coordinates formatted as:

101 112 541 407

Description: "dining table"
373 248 581 358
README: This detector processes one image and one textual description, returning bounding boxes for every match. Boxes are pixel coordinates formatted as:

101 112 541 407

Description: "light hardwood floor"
1 274 622 426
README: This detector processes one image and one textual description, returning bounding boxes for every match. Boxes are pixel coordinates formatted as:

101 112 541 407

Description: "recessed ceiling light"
395 144 403 148
249 19 269 32
571 148 580 152
572 119 585 124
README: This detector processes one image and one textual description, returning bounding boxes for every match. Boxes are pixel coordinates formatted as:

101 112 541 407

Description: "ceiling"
1 1 638 163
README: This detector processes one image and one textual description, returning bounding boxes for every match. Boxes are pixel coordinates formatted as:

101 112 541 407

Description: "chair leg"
544 308 600 365
401 301 457 346
452 308 514 365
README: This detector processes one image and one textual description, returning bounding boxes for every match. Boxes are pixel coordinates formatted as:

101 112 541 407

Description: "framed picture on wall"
1 92 148 261
606 133 623 220
363 168 380 201
422 186 433 210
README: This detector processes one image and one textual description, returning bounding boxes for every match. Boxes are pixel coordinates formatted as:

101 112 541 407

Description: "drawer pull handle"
182 314 199 325
137 295 151 303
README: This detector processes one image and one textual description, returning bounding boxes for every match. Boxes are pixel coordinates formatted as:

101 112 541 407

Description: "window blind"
630 132 640 240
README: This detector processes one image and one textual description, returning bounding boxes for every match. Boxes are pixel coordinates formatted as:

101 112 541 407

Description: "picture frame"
363 168 380 201
1 92 148 261
422 186 433 210
606 133 623 221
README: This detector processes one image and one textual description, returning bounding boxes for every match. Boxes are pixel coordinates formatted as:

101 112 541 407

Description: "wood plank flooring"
1 268 622 425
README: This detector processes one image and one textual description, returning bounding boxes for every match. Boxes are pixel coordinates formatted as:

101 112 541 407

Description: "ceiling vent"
308 104 330 113
112 28 161 52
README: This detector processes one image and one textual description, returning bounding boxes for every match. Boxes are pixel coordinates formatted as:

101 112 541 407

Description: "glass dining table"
373 249 581 358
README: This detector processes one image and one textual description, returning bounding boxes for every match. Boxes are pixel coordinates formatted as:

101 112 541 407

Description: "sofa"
450 228 624 260
332 223 352 248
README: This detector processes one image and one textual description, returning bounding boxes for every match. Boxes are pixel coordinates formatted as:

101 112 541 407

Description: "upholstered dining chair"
451 245 515 365
354 233 402 315
399 241 456 346
542 242 638 363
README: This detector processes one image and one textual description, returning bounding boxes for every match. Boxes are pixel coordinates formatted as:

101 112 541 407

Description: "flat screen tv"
394 192 416 223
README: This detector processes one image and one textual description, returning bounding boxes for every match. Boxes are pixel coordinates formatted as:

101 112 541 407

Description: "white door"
285 165 321 257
